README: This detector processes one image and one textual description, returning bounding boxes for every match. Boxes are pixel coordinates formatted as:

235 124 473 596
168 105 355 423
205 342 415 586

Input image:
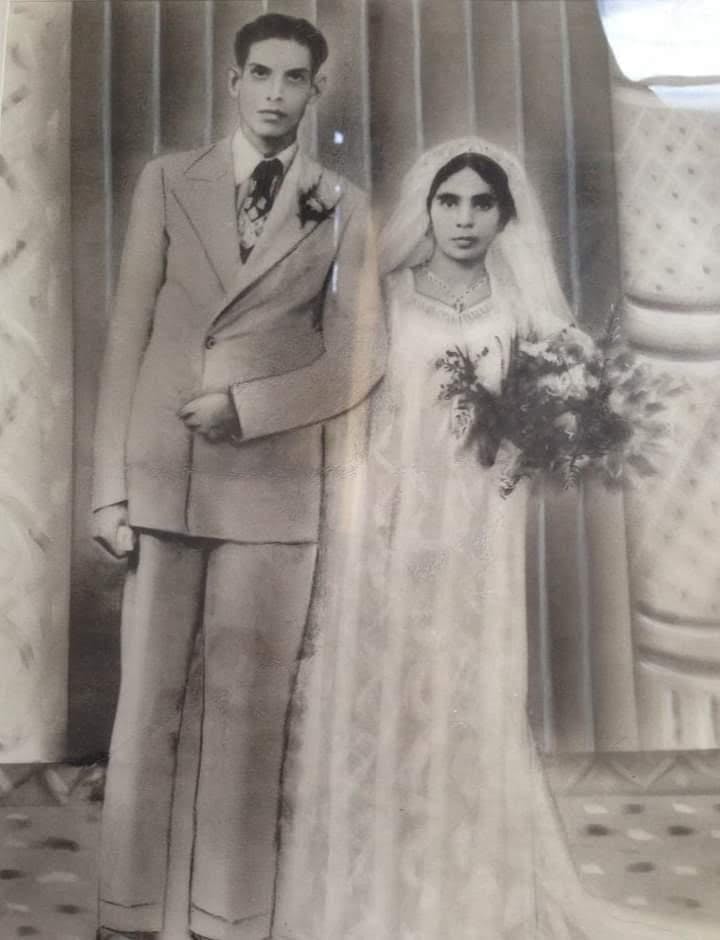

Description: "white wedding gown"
271 269 716 940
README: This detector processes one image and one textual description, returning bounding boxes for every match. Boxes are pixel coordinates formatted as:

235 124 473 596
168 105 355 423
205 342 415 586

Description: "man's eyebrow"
285 67 311 77
247 60 271 69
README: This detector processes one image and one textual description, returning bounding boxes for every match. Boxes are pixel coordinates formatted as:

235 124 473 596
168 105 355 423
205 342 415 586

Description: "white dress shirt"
231 125 298 196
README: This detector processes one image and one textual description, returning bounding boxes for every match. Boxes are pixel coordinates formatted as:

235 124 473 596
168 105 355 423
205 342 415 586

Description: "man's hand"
178 391 242 443
92 501 136 559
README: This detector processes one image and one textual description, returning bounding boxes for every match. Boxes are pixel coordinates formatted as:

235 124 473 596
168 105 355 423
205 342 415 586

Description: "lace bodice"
390 266 514 377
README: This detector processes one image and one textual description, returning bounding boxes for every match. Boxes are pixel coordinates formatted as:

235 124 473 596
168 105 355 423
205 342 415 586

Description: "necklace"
422 266 489 313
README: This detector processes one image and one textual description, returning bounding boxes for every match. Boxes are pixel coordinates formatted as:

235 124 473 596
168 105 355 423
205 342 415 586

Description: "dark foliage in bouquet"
436 307 683 497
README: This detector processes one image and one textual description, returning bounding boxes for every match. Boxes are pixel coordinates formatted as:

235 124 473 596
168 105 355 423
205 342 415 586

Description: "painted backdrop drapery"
0 0 71 762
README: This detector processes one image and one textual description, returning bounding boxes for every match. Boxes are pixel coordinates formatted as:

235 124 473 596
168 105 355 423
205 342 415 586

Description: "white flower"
520 339 562 364
554 412 579 436
566 363 590 398
563 326 597 357
537 363 591 399
608 387 626 414
538 372 573 397
520 339 548 357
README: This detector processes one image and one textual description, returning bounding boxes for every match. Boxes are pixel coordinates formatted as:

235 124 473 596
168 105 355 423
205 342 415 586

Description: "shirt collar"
231 125 298 185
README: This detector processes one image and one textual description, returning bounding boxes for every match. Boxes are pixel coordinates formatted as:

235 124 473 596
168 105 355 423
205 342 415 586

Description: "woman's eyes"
435 194 497 210
249 66 270 79
472 195 497 210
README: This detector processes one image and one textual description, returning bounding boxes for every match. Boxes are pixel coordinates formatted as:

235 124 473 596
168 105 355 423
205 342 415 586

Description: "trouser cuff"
99 897 163 934
190 903 271 940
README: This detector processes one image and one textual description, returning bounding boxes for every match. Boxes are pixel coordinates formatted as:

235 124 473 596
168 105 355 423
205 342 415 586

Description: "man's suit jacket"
92 137 385 543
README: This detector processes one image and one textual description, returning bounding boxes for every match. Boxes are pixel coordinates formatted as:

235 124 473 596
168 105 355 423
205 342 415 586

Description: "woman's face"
428 167 503 265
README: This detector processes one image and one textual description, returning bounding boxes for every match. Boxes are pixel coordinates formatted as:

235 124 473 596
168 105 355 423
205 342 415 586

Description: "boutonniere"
298 173 340 228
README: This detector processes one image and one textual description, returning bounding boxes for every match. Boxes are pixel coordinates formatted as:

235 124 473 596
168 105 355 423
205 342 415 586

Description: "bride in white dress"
270 138 716 940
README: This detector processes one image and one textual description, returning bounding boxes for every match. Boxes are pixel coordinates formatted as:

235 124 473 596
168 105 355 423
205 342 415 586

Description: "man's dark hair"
234 14 329 76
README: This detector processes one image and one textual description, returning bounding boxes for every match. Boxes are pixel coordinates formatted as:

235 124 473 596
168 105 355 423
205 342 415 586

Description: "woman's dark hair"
426 152 517 229
234 14 329 76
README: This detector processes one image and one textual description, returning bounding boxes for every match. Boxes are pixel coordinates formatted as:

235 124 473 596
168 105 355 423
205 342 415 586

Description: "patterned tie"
237 157 285 263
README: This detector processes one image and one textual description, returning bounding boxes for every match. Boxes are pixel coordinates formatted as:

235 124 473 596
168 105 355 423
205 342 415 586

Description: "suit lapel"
172 138 238 294
174 144 340 325
210 153 337 325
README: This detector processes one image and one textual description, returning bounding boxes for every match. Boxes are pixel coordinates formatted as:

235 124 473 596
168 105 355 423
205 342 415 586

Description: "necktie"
237 158 284 263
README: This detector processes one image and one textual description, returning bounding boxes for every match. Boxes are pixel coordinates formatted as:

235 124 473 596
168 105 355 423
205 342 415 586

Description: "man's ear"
310 73 327 101
228 65 242 99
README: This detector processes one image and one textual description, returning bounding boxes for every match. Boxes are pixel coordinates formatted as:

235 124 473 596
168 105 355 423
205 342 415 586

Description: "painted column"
0 0 72 760
612 78 720 748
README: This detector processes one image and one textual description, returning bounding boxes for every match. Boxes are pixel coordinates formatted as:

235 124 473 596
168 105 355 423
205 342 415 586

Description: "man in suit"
92 14 384 940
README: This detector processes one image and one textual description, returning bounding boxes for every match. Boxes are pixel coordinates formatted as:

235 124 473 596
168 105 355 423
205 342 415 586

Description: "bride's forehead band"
414 137 524 180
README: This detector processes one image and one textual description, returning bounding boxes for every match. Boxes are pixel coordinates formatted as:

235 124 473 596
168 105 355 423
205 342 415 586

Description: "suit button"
205 336 216 349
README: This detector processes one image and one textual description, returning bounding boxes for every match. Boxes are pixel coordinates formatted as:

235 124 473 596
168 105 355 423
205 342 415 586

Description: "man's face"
229 38 322 151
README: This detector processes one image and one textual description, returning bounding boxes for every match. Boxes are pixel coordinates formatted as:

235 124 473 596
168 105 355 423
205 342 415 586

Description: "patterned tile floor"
0 806 99 939
1 756 720 938
547 751 720 927
558 793 720 921
0 766 103 940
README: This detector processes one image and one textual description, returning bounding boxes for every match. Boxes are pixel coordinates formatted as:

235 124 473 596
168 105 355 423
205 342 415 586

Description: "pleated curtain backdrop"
68 0 634 759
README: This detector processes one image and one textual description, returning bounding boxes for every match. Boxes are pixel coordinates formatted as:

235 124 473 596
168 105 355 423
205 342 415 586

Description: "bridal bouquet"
435 313 682 496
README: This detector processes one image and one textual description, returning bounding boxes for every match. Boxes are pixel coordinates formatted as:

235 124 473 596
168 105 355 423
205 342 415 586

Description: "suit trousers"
99 531 317 940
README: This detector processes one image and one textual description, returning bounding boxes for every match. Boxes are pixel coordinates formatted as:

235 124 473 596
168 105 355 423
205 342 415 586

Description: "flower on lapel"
297 172 340 229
